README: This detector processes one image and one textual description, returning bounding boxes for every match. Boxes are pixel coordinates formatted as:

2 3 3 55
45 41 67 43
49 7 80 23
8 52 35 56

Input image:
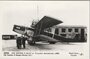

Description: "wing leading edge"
33 16 63 30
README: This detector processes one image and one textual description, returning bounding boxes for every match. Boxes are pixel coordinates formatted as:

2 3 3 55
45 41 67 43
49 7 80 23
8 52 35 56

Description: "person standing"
16 36 22 49
21 35 27 49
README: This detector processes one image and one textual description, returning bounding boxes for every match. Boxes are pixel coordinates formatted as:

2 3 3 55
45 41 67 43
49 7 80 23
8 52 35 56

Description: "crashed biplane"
13 16 63 44
13 16 87 45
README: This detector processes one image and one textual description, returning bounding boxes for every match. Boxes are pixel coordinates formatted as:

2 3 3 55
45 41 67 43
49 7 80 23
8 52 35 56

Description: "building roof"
52 25 87 28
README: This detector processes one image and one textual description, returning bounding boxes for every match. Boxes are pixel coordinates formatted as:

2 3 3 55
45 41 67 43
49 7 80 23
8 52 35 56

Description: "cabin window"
68 28 72 32
75 29 78 32
55 28 59 35
60 34 66 37
46 28 51 32
62 28 66 32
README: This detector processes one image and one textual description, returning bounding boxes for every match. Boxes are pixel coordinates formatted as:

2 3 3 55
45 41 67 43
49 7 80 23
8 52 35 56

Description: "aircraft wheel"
49 42 56 44
28 41 35 45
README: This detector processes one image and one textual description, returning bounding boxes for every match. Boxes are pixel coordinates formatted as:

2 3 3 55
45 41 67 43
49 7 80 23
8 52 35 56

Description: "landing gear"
27 40 36 45
49 42 56 44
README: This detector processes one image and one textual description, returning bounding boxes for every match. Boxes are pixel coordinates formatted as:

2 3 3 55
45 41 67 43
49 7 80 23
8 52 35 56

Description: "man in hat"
21 35 27 49
16 36 22 49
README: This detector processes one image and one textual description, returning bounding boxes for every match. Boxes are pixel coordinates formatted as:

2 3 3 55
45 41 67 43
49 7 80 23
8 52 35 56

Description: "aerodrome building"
45 25 87 42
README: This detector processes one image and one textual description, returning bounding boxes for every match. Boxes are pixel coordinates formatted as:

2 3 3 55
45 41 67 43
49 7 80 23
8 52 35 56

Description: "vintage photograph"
0 1 89 59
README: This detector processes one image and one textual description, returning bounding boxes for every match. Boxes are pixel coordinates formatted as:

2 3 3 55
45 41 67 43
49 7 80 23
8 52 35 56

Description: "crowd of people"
16 35 27 49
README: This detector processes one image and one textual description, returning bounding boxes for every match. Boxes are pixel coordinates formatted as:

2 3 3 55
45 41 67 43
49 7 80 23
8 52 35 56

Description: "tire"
27 40 35 45
49 42 56 44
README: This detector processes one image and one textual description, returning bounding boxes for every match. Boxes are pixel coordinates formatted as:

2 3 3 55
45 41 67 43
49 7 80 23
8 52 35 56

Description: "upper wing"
33 16 63 30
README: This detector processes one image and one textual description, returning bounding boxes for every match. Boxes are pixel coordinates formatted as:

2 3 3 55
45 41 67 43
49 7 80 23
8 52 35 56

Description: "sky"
0 1 89 34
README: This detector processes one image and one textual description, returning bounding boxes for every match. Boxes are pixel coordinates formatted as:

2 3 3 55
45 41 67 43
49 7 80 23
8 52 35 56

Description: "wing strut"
38 21 43 35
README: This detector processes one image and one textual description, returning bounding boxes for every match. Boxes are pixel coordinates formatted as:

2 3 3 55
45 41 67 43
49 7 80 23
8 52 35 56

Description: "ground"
2 39 87 52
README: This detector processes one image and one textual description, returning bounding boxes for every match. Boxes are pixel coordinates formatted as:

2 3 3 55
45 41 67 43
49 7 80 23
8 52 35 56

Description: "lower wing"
34 35 59 42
